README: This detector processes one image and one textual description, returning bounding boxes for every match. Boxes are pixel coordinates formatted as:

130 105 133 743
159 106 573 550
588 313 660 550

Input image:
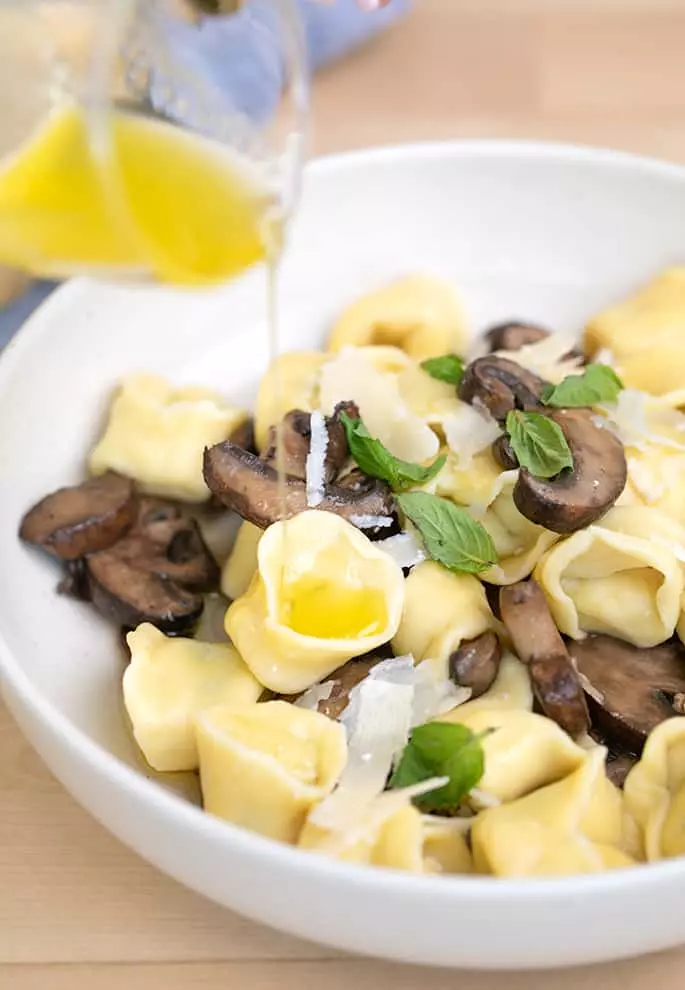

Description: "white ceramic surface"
1 141 685 970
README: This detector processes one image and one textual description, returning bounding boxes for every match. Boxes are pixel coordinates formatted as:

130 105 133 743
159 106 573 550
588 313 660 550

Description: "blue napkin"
0 0 411 349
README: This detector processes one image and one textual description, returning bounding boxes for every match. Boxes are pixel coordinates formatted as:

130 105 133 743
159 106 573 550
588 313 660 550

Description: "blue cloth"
0 0 410 348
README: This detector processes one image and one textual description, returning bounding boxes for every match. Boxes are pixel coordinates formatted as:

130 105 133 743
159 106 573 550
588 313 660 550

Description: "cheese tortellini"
472 749 637 877
535 506 685 648
221 520 262 601
123 623 262 772
624 718 685 861
226 511 405 693
90 373 248 502
197 701 347 843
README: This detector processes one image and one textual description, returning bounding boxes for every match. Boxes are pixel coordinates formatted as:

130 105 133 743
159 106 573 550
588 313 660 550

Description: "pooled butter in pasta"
89 374 249 502
438 651 533 722
326 274 468 362
471 748 636 877
535 506 685 648
123 623 262 773
319 348 440 464
391 561 497 669
584 267 685 395
196 701 347 844
444 709 586 808
226 511 405 693
254 350 326 452
221 520 262 601
624 718 685 861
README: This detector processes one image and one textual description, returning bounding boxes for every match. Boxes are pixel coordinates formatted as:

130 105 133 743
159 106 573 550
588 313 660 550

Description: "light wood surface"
4 1 685 987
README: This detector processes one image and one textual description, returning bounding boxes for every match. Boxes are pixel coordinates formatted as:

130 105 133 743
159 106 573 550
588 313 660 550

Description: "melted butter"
280 575 386 639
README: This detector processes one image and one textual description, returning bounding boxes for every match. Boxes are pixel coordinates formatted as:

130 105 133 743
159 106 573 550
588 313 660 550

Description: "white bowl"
1 141 685 971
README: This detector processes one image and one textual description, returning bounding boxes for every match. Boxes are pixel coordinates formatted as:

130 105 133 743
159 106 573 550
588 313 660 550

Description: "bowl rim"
2 136 685 902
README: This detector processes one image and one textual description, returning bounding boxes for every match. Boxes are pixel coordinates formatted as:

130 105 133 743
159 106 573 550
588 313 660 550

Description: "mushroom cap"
499 579 589 738
203 441 395 533
568 634 685 754
492 434 518 470
458 355 547 423
262 408 350 484
449 631 502 698
513 408 627 534
19 471 136 560
485 321 551 353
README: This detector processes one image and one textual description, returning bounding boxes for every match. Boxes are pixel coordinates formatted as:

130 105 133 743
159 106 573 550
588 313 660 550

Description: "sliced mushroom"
568 635 685 754
492 434 518 470
229 416 257 454
203 441 395 532
315 658 380 720
113 521 220 591
499 579 589 737
458 355 547 423
19 471 136 560
449 632 502 698
513 408 627 534
87 549 203 635
604 754 637 789
135 496 182 528
263 408 350 483
486 321 551 352
57 559 90 601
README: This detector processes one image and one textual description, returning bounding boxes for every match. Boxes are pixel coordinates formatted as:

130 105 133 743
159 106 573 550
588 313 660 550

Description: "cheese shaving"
348 514 394 530
376 529 427 569
494 331 582 384
442 404 501 469
295 681 335 711
627 457 664 504
468 788 502 809
600 390 685 452
305 411 328 507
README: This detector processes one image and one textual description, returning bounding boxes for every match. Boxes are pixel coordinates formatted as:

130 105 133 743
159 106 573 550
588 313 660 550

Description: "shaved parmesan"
600 390 685 452
469 788 502 809
627 456 664 504
348 514 394 530
593 348 616 368
295 681 334 711
442 404 501 469
305 411 328 507
319 348 439 463
495 331 581 384
376 529 427 569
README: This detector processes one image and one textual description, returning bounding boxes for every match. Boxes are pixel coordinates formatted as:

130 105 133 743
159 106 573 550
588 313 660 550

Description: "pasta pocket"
535 506 685 648
326 274 468 362
89 374 249 502
392 561 497 668
254 350 326 452
446 709 586 808
584 267 685 395
472 748 635 877
123 623 262 772
221 520 262 601
438 651 533 721
624 718 685 861
197 701 347 844
226 511 405 693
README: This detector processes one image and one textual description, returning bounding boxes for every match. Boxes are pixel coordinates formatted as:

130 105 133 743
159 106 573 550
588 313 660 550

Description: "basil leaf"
340 413 446 492
505 410 573 479
389 722 488 812
420 353 465 387
540 363 624 408
396 491 497 574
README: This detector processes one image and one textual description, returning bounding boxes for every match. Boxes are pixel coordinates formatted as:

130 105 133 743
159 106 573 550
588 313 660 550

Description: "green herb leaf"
420 353 465 387
340 413 446 492
540 363 624 408
389 722 489 812
396 491 498 574
505 410 573 479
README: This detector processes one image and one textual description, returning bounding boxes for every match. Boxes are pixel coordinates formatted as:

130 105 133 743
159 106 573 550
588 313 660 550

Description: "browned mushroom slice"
449 632 502 699
485 321 551 352
605 754 637 789
458 356 547 423
492 434 518 470
309 658 381 721
57 559 90 601
19 471 136 561
499 579 589 737
117 517 220 591
229 416 256 454
513 408 627 534
135 496 182 528
203 442 395 532
568 635 685 754
87 549 203 635
263 408 350 483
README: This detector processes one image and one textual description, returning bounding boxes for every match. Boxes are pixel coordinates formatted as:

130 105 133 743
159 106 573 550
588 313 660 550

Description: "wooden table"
4 1 685 986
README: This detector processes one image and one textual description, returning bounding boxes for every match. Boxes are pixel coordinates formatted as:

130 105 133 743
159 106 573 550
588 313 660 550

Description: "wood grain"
4 0 685 986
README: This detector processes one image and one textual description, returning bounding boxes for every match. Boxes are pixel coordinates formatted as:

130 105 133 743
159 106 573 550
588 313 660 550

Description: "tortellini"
391 561 497 668
444 709 586 808
197 701 347 844
254 350 326 452
624 718 685 861
89 373 249 502
438 651 533 721
221 520 262 601
326 274 468 362
123 623 262 772
436 452 560 584
584 267 685 395
226 511 405 693
472 749 636 877
535 506 685 648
